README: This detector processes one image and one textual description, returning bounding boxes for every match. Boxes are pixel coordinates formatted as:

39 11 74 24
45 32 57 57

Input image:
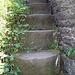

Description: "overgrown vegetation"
51 44 59 50
63 48 75 57
0 0 30 74
51 43 75 57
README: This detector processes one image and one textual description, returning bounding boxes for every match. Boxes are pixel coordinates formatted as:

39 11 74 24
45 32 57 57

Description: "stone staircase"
22 0 56 50
14 0 59 75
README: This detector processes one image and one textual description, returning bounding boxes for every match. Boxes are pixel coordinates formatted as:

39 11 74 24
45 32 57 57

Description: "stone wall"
62 54 75 75
49 0 75 50
48 0 75 75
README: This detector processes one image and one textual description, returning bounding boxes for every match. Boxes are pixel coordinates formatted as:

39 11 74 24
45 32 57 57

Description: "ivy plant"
0 0 30 74
65 48 75 57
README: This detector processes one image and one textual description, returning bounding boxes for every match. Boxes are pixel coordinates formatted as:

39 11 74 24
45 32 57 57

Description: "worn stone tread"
27 3 50 14
25 14 54 30
14 51 59 75
22 30 57 50
16 51 58 59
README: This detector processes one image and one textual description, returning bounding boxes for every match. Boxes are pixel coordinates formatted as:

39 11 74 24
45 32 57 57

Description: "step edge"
24 30 56 32
27 3 48 5
27 14 52 16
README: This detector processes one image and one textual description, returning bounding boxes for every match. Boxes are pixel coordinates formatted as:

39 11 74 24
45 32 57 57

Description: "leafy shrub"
0 0 30 74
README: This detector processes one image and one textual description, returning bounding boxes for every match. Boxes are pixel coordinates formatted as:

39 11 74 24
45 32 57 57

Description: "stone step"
14 51 59 75
25 14 54 30
22 30 57 50
27 3 51 14
27 0 47 3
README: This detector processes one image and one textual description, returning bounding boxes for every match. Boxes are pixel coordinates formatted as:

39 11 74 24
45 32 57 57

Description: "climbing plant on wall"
0 0 30 74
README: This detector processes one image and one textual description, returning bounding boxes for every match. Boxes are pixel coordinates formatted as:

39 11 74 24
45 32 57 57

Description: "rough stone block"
57 19 75 27
61 36 75 49
14 51 60 75
53 0 75 5
62 54 75 75
71 26 75 38
71 53 75 60
58 27 72 37
62 36 73 47
54 8 75 20
53 4 75 14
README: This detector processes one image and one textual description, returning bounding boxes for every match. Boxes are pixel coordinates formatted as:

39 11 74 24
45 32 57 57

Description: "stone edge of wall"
48 0 75 75
49 0 75 50
61 54 75 75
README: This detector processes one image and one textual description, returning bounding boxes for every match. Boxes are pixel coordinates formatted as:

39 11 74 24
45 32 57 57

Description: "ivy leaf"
16 67 21 72
22 37 26 39
7 37 12 40
20 6 28 10
9 55 14 61
15 34 18 36
21 32 25 34
73 50 75 54
5 59 8 62
0 33 2 36
19 14 26 17
0 69 4 74
17 22 20 24
14 43 20 48
4 68 9 72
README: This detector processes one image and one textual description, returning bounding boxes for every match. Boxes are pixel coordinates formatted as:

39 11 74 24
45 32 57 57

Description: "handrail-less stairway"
14 0 59 75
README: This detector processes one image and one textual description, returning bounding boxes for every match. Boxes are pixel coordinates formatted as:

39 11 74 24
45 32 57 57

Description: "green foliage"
51 44 59 50
65 48 75 57
0 0 30 53
0 0 30 74
61 47 75 57
0 52 21 75
54 25 57 30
